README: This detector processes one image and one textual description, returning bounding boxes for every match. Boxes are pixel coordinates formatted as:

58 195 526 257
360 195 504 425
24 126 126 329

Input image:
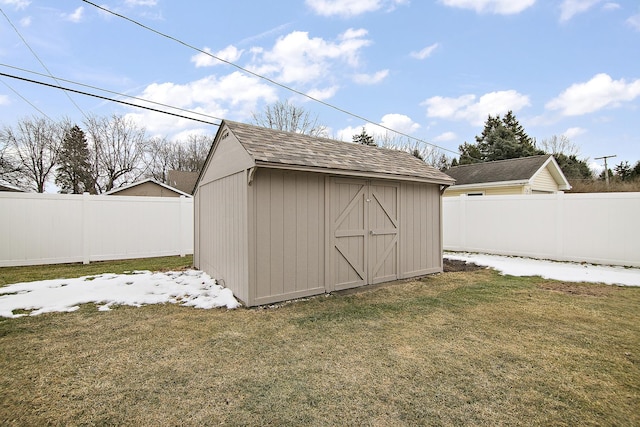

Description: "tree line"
0 115 212 193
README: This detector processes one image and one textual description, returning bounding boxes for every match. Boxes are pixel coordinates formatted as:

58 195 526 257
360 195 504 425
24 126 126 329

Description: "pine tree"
55 125 93 194
353 127 376 146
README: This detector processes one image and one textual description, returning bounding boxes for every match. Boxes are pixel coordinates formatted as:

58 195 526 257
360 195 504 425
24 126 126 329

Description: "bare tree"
539 135 580 157
376 131 451 169
252 100 328 137
144 134 212 183
0 116 66 192
84 114 149 193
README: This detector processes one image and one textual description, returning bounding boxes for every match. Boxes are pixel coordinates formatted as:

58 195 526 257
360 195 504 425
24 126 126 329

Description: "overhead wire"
0 7 89 120
0 72 221 126
79 0 475 161
0 63 225 124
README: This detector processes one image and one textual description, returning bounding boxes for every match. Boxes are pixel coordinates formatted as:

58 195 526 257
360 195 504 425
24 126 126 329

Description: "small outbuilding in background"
193 120 455 307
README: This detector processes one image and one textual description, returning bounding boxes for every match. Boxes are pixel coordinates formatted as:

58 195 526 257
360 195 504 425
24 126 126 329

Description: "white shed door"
330 178 398 291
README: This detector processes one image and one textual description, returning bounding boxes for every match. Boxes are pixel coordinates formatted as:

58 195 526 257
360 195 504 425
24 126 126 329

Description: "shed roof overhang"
253 160 455 185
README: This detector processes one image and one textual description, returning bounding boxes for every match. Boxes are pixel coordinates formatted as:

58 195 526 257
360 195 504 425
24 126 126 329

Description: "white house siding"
250 169 326 306
399 182 443 277
196 171 249 304
531 166 559 193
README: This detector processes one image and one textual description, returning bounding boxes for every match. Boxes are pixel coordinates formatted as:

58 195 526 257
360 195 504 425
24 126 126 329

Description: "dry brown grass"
1 269 638 426
569 179 640 193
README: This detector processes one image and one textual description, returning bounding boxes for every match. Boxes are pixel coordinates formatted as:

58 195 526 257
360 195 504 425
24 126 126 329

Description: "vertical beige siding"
400 182 442 277
197 171 249 304
251 169 325 305
531 166 559 193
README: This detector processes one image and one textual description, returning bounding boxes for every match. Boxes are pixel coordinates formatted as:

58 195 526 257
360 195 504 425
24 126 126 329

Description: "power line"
0 7 88 120
0 78 53 121
0 72 221 127
80 0 472 161
0 63 225 124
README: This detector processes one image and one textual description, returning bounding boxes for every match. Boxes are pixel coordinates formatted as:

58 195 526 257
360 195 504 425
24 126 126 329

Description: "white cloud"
545 73 640 116
380 113 421 134
191 45 243 68
0 94 10 106
19 16 31 27
627 14 640 31
306 0 407 17
353 69 389 84
125 72 278 135
305 86 339 100
0 0 30 10
422 90 531 125
410 43 439 60
602 2 620 10
125 0 158 6
250 29 371 85
63 6 84 23
559 0 602 22
336 113 420 141
439 0 535 15
562 127 586 139
434 131 457 142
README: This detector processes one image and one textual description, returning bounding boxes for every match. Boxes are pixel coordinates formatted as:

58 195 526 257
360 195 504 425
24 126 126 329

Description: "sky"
1 252 638 318
1 0 639 174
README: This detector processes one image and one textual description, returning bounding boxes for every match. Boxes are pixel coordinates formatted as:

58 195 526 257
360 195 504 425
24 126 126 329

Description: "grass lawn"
0 260 638 426
0 255 194 286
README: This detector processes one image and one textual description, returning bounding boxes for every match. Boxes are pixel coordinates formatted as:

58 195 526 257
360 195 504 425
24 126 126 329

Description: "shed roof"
445 155 552 185
222 120 455 184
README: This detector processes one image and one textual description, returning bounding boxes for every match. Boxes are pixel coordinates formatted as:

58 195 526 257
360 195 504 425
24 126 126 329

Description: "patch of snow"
0 270 240 318
444 252 640 287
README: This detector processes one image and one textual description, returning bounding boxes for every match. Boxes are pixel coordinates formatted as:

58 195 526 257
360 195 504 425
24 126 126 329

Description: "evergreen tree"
614 161 633 181
457 141 483 165
55 125 93 194
474 112 541 161
353 127 376 146
553 153 592 180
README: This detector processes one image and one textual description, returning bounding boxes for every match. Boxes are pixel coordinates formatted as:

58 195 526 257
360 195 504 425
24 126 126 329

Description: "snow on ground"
445 252 640 287
0 269 240 318
2 254 639 318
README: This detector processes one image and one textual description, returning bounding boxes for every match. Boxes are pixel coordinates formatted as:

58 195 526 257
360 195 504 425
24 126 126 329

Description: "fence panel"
443 192 640 267
0 193 193 267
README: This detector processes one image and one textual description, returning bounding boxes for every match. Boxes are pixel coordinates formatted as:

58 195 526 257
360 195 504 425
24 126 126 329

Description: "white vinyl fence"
443 192 640 268
0 192 193 267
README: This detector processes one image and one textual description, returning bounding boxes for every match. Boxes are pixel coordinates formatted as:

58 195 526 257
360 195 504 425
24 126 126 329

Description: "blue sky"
1 0 639 172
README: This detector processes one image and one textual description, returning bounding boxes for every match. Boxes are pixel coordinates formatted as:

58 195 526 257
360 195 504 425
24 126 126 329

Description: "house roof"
105 178 192 197
0 181 25 192
221 120 455 184
167 170 199 195
445 155 571 190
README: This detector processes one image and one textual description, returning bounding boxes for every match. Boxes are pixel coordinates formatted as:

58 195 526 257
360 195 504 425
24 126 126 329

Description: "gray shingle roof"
444 155 552 185
224 120 455 184
167 170 199 195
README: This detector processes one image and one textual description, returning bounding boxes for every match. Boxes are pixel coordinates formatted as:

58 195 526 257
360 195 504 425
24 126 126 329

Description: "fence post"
82 192 90 264
459 194 467 250
555 192 564 260
179 196 186 258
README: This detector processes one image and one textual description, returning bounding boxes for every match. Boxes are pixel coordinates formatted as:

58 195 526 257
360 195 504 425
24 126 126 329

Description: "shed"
106 178 192 198
444 155 571 196
194 120 455 307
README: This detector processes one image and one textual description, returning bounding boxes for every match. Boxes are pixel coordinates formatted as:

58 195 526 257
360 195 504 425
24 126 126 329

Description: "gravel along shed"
193 120 455 307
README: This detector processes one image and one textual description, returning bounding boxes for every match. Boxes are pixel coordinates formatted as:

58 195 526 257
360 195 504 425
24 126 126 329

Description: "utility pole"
594 155 616 187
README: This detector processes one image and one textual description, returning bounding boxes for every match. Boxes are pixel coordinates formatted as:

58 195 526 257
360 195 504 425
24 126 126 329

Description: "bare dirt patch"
444 258 484 272
537 281 618 297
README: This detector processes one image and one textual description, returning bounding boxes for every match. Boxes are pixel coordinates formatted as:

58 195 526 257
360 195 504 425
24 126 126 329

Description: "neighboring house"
444 155 571 197
193 120 455 307
105 178 192 197
0 181 24 192
167 170 199 195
